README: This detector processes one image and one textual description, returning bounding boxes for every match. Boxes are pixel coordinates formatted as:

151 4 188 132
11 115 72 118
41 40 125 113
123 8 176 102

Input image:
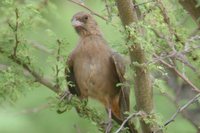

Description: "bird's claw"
100 119 113 133
60 90 73 102
57 90 73 114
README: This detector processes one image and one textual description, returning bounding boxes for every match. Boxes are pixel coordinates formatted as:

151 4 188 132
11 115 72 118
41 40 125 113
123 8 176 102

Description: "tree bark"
116 0 156 133
179 0 200 27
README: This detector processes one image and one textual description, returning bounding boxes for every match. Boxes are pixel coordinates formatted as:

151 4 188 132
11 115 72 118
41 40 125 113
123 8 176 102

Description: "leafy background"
0 0 199 133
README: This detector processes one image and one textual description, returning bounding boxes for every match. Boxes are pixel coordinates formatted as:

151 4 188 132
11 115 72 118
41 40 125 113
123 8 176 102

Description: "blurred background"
0 0 199 133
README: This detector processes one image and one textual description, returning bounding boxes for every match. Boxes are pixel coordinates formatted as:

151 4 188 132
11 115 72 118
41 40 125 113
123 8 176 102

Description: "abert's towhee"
66 11 137 133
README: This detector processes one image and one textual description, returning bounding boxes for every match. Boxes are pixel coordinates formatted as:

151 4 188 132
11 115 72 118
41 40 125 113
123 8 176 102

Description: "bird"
66 11 137 133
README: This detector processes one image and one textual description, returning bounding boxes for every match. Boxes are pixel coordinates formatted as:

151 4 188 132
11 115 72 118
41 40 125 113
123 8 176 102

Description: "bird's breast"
73 41 118 100
74 53 109 92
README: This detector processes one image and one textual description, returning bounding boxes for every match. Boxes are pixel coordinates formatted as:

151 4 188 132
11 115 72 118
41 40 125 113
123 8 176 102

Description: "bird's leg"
105 108 113 133
57 90 73 114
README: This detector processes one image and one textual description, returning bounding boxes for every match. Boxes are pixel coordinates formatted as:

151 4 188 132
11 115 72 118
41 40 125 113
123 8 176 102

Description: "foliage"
0 66 32 104
0 0 200 133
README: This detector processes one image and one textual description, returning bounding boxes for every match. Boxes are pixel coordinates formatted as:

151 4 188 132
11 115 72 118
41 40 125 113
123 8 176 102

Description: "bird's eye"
84 16 88 20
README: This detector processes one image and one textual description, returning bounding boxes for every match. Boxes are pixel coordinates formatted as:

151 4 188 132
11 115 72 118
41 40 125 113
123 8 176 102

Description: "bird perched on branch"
66 11 137 133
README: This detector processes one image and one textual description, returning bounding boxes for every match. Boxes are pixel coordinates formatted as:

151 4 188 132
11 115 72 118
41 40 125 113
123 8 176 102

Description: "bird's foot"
57 90 73 114
105 118 113 133
100 119 113 133
104 108 113 133
60 90 73 101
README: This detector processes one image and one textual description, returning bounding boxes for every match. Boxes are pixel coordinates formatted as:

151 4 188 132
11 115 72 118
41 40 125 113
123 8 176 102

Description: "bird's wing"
111 51 130 119
65 53 81 96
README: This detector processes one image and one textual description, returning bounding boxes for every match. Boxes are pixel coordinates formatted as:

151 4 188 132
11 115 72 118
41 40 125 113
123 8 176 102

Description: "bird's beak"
71 18 84 27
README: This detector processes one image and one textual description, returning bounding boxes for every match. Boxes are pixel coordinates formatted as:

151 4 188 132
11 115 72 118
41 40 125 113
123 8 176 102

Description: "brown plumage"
66 11 137 132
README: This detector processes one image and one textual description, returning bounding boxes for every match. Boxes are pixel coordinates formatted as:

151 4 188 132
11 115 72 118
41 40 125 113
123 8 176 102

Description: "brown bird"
66 11 137 133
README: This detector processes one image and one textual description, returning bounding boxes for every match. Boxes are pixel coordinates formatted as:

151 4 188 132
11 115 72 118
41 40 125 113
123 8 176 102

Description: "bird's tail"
111 96 138 133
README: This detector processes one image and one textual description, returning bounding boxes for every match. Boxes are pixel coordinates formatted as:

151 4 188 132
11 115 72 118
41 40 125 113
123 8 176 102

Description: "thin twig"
67 0 108 21
8 8 20 57
154 92 200 132
29 40 53 54
0 64 8 71
164 93 200 126
154 54 200 93
0 5 107 132
17 103 49 115
104 0 111 20
0 63 31 76
4 9 60 93
0 46 107 132
134 0 156 7
148 43 200 68
105 108 112 133
55 39 62 89
162 92 200 131
151 28 199 74
156 0 183 45
74 124 82 133
11 56 60 93
189 27 200 37
175 55 196 72
0 47 59 93
114 111 144 133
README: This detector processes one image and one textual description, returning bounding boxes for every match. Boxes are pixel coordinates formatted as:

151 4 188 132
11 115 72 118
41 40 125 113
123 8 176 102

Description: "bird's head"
71 12 101 37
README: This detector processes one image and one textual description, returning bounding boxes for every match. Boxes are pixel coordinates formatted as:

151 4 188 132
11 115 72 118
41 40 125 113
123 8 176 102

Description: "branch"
17 103 49 115
151 29 200 73
156 0 183 48
178 0 200 28
55 39 62 89
1 7 109 133
149 48 198 72
0 48 59 93
5 8 60 93
0 64 8 71
161 92 200 131
104 0 112 20
8 8 20 57
13 8 20 57
67 0 108 21
154 54 200 93
184 35 200 51
0 63 31 76
74 124 82 133
116 0 156 132
11 55 60 93
134 0 155 7
0 47 109 132
189 27 200 37
29 40 53 54
114 111 144 133
164 93 200 126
